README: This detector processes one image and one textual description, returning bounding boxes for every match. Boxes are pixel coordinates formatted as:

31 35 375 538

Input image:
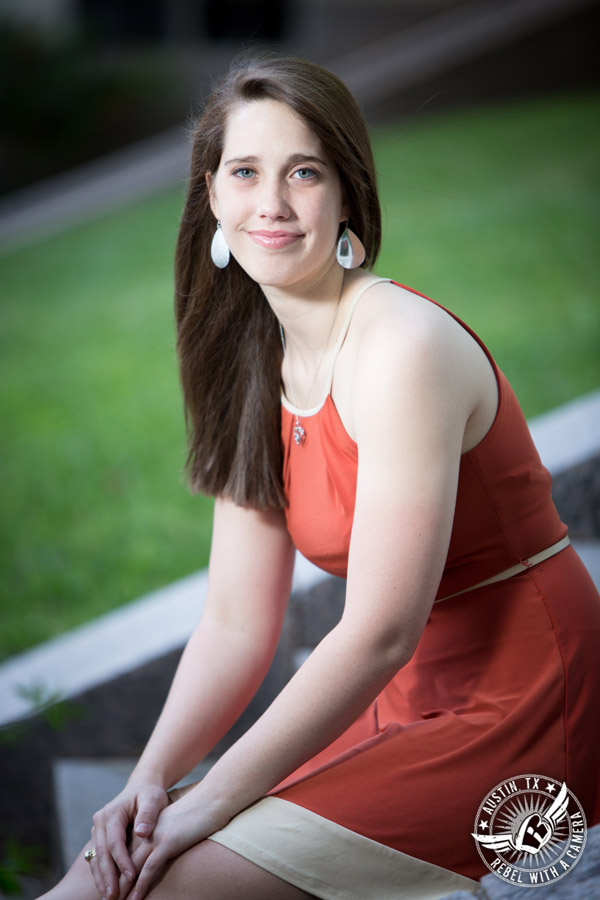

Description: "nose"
257 176 290 220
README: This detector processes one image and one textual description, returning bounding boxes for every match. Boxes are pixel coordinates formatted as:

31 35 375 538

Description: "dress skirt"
208 546 600 899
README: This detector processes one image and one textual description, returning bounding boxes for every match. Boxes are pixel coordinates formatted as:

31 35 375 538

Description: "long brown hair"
175 53 382 509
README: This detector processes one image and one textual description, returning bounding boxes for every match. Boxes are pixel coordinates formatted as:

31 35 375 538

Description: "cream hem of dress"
207 797 480 900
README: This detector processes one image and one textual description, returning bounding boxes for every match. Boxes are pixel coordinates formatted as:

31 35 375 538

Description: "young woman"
40 55 600 900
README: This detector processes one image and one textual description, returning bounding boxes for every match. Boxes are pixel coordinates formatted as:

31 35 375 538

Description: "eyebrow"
222 153 330 168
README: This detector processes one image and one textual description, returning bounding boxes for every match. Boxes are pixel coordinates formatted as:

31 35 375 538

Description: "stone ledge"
528 389 600 477
0 552 327 728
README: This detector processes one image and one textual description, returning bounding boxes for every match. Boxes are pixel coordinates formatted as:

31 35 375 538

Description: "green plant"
14 681 86 731
0 838 44 895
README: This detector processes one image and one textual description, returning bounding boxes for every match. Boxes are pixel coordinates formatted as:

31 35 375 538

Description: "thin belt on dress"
436 535 571 603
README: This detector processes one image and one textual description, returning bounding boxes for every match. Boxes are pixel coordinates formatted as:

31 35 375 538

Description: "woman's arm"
129 298 490 898
131 499 295 789
197 301 476 803
90 499 295 900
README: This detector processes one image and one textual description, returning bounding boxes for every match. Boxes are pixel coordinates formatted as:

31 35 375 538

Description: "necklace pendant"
293 418 306 446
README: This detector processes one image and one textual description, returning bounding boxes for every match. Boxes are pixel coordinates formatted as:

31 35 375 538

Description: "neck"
264 266 351 361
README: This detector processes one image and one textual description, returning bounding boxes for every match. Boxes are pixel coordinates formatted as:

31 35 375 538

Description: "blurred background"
0 0 599 892
1 0 599 194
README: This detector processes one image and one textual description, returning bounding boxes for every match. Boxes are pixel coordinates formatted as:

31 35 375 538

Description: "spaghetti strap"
323 276 391 395
281 275 391 417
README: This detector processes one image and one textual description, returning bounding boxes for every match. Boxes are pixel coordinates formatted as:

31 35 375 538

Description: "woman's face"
207 99 347 292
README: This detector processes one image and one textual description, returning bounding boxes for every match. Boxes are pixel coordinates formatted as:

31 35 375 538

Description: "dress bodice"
281 281 567 599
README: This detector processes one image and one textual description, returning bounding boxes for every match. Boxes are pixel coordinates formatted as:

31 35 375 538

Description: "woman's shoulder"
348 276 468 365
340 276 499 453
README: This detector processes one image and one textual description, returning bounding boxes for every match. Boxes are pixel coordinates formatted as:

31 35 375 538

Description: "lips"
247 230 302 249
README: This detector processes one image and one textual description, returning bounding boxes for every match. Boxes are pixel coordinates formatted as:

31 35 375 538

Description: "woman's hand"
117 789 229 900
87 782 170 900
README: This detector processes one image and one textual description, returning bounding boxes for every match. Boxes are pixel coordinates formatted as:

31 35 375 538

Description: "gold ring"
84 847 97 863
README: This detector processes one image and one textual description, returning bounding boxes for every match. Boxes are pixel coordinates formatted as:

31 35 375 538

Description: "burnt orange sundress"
209 279 600 900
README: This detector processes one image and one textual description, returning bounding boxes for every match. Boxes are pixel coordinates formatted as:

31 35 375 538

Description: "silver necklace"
279 275 345 446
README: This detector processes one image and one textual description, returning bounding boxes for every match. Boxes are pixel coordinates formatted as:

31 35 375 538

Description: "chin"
243 254 337 292
237 257 307 289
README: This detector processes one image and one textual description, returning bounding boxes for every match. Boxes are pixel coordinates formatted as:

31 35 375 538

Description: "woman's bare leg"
38 839 318 900
146 840 317 900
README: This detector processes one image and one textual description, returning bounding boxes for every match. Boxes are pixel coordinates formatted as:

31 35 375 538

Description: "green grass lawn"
374 92 600 413
1 91 599 660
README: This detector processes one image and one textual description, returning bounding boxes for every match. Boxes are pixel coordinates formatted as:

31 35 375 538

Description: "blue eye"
233 167 255 179
293 168 317 179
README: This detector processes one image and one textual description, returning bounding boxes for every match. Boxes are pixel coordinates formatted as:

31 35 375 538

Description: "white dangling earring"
336 222 366 269
211 221 230 268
